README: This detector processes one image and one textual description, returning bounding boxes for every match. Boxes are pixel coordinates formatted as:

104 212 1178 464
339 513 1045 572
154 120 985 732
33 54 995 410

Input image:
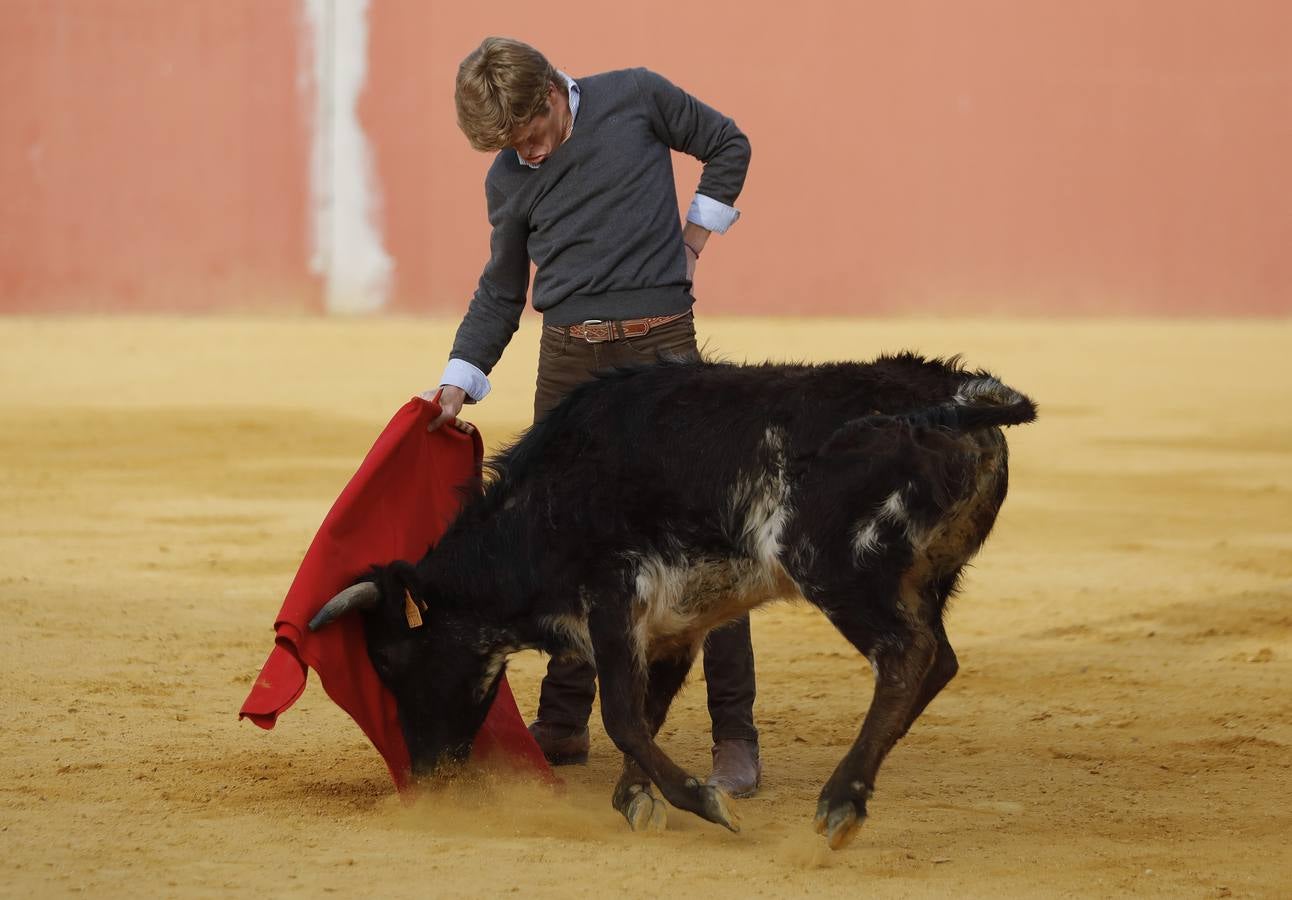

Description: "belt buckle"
580 319 610 343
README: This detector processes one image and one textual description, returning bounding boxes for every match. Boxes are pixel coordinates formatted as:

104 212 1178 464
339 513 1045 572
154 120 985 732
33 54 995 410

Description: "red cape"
239 397 552 790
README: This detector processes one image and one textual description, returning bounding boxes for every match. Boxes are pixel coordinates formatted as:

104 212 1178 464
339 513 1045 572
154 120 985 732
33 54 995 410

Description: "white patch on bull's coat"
625 429 799 668
629 553 798 670
540 613 594 663
630 553 695 669
729 428 791 566
851 489 908 560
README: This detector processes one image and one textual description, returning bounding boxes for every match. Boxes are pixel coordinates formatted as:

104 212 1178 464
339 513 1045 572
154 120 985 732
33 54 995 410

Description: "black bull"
310 353 1037 849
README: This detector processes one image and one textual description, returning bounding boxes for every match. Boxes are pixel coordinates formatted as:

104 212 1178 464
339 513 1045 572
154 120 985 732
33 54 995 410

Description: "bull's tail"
900 377 1038 431
818 377 1036 459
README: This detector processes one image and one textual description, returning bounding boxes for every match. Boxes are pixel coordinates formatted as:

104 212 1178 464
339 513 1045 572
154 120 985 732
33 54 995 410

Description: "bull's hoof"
619 783 667 833
814 798 865 850
700 784 741 833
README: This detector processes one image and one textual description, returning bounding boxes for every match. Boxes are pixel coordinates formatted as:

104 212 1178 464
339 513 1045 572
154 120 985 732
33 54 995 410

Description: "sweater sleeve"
632 67 751 207
448 172 531 376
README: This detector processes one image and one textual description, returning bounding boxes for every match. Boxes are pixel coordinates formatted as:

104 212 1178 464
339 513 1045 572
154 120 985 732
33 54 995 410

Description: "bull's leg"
612 649 697 832
812 588 937 850
588 605 739 833
899 617 957 738
895 570 963 737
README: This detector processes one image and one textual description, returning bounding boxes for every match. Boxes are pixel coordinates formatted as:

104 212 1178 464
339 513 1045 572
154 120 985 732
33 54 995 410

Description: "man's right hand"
423 385 470 433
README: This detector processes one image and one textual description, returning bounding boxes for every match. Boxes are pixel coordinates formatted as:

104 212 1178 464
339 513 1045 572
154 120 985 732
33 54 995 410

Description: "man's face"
509 83 568 166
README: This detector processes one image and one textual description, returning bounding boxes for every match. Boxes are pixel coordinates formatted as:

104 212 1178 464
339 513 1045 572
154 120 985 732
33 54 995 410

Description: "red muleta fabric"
239 397 552 790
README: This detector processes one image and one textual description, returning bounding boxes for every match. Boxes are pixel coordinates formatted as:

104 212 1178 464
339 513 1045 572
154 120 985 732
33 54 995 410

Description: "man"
423 37 759 797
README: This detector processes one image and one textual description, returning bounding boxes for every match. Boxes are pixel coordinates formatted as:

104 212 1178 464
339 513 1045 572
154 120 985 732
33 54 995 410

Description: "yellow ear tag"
404 589 424 629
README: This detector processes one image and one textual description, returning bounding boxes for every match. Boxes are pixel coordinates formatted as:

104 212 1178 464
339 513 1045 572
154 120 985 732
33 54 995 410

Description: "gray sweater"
449 67 751 376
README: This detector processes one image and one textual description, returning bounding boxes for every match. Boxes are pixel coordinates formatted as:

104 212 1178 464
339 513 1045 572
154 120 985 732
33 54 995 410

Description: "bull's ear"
308 582 381 631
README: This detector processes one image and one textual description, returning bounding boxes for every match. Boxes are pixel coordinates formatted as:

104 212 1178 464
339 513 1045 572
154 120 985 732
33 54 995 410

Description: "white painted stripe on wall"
302 0 392 314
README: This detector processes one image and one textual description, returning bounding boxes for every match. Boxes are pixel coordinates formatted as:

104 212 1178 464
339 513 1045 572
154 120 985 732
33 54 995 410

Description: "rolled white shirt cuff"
686 193 741 234
439 358 491 403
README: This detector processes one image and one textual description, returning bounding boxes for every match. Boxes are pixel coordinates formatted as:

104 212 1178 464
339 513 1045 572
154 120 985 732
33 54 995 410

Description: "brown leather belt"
552 312 688 344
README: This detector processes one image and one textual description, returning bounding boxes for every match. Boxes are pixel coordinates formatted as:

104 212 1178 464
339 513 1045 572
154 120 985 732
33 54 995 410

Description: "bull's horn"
308 582 380 631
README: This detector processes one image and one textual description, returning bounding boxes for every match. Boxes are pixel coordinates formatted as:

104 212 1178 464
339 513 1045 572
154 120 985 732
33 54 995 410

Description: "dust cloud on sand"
2 317 1289 897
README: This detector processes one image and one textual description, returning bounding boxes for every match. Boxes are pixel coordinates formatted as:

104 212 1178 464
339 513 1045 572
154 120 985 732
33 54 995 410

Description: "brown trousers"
532 312 759 743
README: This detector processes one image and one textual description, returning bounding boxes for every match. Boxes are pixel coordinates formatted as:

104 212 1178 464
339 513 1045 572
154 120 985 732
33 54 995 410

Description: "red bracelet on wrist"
684 241 702 259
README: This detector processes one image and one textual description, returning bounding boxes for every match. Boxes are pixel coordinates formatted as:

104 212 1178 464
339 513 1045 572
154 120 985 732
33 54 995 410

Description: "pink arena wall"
1 1 317 313
3 1 1290 316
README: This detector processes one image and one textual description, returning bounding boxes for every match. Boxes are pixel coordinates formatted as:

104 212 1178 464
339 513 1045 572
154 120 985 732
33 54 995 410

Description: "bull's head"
308 562 504 780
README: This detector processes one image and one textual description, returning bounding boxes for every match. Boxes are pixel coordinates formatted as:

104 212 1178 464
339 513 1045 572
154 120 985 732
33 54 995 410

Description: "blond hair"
455 37 567 152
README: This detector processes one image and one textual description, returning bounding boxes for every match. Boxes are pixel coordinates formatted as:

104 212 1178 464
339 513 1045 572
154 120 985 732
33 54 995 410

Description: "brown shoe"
706 739 761 798
528 721 590 766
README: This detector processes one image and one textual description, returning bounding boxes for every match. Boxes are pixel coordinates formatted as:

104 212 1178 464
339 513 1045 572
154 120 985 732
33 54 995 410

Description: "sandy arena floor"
1 317 1289 898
